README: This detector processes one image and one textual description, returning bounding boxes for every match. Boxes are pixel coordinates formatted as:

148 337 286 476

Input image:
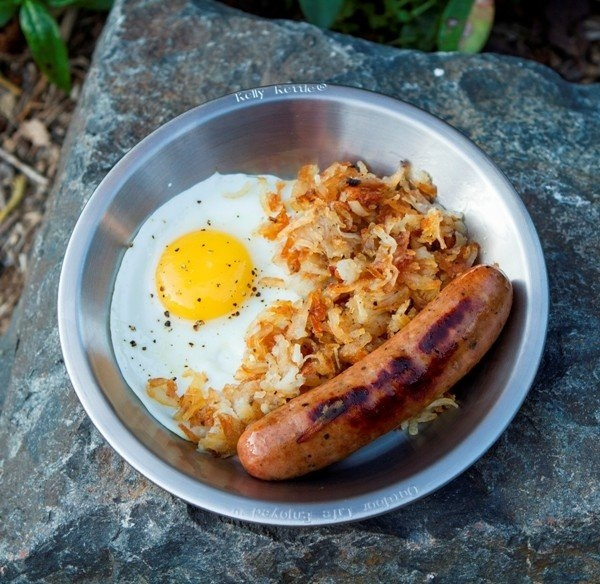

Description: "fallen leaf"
20 119 51 148
0 91 16 121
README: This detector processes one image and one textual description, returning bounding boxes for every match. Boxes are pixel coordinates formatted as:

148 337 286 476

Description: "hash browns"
147 161 479 456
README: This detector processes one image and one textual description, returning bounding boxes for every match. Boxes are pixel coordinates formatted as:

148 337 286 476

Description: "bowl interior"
61 85 547 524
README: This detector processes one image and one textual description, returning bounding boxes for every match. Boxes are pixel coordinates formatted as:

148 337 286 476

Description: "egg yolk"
155 230 254 321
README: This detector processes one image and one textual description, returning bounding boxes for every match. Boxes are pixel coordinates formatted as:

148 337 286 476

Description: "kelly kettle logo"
234 84 328 103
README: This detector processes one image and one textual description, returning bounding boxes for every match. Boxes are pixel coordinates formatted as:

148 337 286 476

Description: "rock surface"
1 0 599 581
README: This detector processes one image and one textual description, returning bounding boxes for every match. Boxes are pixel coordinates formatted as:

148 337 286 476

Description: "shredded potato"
147 161 479 456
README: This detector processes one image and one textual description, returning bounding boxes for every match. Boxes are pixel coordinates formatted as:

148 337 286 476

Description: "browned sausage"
237 264 513 480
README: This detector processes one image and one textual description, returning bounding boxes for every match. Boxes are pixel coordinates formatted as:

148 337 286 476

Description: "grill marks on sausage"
374 356 424 389
297 355 432 441
346 357 430 431
297 298 478 442
419 297 474 357
297 388 369 443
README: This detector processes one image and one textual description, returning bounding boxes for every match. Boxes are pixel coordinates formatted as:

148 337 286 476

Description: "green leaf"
438 0 473 51
19 0 72 92
459 0 494 53
72 0 114 9
299 0 345 29
0 1 19 28
47 0 114 9
437 0 494 54
45 0 77 7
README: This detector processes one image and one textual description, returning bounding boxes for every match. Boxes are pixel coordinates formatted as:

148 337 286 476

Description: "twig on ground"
0 207 19 237
0 73 22 96
16 76 48 122
0 147 48 187
60 8 79 44
0 174 27 224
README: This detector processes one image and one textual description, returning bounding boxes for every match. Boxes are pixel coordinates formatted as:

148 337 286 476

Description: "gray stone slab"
1 0 599 581
0 313 17 414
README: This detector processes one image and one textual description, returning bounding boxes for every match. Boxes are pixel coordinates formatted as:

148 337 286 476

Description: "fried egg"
110 173 298 437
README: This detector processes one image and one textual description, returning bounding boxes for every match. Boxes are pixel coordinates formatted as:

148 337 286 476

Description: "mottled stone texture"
0 0 599 581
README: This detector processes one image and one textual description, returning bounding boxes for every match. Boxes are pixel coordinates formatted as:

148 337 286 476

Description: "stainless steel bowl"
58 84 548 525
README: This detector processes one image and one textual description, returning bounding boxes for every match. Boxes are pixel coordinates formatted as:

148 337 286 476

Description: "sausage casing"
237 264 513 480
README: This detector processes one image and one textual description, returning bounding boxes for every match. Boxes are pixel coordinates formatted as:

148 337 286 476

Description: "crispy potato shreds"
170 371 246 456
147 161 479 457
146 377 179 407
258 189 290 240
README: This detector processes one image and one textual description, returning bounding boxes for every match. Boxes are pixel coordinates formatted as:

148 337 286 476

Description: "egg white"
110 172 298 437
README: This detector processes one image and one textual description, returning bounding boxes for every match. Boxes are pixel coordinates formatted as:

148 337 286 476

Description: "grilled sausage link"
237 264 513 480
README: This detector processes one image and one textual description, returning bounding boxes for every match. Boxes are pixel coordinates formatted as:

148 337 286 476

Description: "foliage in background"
0 0 495 90
298 0 345 29
299 0 495 53
0 0 113 92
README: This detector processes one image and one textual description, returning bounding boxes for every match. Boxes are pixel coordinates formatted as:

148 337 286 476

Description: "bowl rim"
58 83 549 525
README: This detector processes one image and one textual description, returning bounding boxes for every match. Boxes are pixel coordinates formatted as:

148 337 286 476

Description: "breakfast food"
111 160 485 460
110 173 300 438
237 264 513 480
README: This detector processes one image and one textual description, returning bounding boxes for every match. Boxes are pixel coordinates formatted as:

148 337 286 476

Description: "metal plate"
58 84 548 525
